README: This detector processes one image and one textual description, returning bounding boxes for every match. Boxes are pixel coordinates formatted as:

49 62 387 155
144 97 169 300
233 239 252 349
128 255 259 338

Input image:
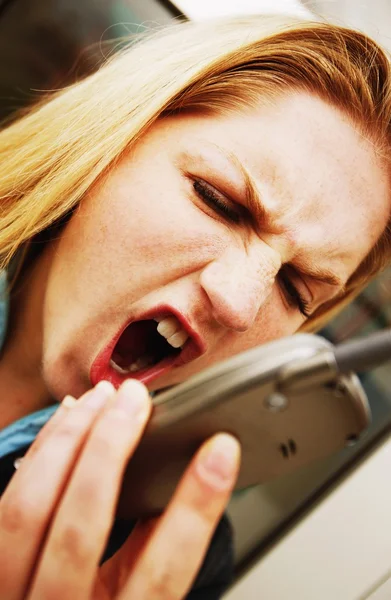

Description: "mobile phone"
116 332 378 518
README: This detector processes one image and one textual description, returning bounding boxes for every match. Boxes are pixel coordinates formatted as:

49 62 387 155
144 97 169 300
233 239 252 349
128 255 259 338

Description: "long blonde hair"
1 15 391 330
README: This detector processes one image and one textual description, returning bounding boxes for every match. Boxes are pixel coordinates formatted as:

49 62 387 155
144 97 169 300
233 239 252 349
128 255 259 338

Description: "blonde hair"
1 15 391 331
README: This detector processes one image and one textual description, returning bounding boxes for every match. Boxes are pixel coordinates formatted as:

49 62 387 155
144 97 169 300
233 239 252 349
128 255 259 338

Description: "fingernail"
62 395 77 408
85 380 115 408
197 434 240 489
115 379 150 418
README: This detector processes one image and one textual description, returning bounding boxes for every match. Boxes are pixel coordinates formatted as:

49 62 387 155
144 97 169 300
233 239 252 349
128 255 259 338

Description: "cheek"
214 295 303 363
79 201 225 277
56 169 231 296
237 301 300 351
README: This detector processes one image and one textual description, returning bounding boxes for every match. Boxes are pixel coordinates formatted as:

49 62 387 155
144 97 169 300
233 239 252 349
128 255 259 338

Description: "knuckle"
73 474 107 512
32 426 48 447
149 571 179 599
180 473 228 526
53 523 93 570
35 581 71 600
54 418 86 445
176 505 211 550
27 427 52 458
188 475 220 513
89 428 123 463
0 495 41 536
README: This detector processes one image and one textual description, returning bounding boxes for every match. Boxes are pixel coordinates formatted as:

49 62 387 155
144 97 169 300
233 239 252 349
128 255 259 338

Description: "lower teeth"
110 354 155 375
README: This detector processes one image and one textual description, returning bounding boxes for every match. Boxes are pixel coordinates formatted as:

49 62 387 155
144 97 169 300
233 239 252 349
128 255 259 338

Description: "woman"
0 13 391 600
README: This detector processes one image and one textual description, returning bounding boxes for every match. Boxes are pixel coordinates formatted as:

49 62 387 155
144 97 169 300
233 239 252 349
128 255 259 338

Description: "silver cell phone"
116 330 391 519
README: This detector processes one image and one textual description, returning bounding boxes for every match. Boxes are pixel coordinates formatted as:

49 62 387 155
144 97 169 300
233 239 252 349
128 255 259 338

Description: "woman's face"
41 91 389 400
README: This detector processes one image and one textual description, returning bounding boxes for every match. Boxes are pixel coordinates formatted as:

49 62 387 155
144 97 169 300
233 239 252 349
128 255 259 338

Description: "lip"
90 304 206 388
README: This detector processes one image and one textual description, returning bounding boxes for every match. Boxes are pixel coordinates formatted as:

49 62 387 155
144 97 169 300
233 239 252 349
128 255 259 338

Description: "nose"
200 244 281 332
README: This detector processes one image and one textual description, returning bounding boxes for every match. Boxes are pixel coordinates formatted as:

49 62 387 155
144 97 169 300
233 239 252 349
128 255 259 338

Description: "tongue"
111 320 157 368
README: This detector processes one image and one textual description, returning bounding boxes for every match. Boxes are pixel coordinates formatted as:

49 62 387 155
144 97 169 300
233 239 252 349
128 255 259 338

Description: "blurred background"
1 1 391 597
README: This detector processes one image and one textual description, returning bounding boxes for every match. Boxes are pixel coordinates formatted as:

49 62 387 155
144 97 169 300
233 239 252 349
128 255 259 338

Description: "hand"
0 379 240 599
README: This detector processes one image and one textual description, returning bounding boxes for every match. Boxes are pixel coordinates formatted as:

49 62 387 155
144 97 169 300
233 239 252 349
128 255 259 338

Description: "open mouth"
110 316 187 375
90 307 204 388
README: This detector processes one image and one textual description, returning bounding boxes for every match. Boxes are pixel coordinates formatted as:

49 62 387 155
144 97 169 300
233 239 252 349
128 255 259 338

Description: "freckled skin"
200 245 278 332
3 91 390 406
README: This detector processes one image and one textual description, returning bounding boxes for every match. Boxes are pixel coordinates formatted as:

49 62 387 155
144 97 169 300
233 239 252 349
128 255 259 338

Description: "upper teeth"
155 316 189 349
110 316 190 376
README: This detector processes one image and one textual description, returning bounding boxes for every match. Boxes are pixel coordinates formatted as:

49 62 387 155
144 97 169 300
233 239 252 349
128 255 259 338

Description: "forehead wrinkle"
215 145 285 235
185 138 297 235
279 225 346 293
190 129 387 291
212 143 346 284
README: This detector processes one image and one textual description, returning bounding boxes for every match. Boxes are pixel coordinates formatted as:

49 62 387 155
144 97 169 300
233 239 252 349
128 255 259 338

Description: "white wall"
225 434 391 600
171 0 312 20
303 0 391 50
173 1 391 52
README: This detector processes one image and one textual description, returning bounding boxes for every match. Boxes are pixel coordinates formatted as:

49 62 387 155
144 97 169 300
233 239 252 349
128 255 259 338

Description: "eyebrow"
293 261 346 291
217 146 346 292
224 149 275 232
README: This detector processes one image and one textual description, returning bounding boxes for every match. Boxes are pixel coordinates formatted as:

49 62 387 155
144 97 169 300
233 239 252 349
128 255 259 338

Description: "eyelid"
192 177 242 224
198 178 233 204
285 265 314 306
278 271 309 318
184 160 245 208
200 169 271 238
178 147 268 235
182 159 246 208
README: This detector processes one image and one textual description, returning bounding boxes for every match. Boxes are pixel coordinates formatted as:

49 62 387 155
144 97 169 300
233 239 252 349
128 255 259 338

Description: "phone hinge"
277 348 339 392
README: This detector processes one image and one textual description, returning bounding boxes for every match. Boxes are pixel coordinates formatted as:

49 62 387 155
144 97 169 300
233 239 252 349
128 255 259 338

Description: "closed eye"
193 176 312 318
193 179 242 224
278 269 311 318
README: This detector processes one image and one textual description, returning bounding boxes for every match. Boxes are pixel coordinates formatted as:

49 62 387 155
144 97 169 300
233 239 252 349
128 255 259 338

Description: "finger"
99 517 161 597
19 395 77 465
119 433 240 600
0 382 114 600
28 379 151 600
